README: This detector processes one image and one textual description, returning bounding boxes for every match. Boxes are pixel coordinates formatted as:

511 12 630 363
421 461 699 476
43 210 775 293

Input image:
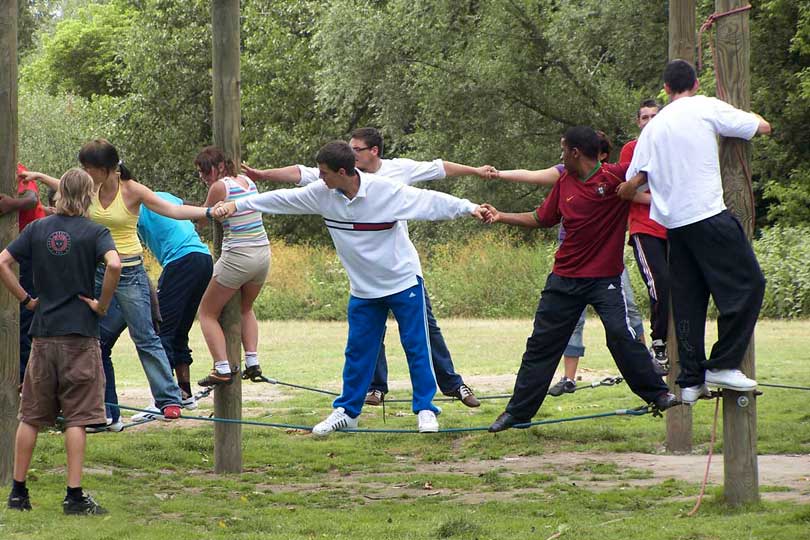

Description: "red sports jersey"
620 140 667 239
16 164 47 231
535 162 630 278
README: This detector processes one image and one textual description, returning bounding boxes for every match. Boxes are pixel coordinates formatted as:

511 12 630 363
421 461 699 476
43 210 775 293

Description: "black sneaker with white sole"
63 493 107 515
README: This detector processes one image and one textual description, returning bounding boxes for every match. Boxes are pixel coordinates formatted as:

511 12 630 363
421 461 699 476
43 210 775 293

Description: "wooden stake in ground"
0 0 20 487
714 0 759 505
211 0 243 474
665 0 695 454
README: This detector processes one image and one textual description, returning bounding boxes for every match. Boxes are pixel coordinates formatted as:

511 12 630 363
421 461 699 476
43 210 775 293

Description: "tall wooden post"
211 0 242 474
715 0 758 505
0 0 20 486
666 0 695 454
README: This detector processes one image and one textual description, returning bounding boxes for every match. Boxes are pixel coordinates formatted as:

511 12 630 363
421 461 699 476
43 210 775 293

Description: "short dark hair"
563 126 600 160
316 141 356 175
663 60 697 94
638 99 660 117
194 146 236 178
78 139 133 180
350 127 384 157
595 130 613 163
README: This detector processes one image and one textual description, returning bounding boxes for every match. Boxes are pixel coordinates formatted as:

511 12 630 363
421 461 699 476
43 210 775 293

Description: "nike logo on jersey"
566 195 575 202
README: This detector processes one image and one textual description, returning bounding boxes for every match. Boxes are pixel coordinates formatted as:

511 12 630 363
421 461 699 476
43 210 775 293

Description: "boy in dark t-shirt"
482 126 677 432
0 168 121 515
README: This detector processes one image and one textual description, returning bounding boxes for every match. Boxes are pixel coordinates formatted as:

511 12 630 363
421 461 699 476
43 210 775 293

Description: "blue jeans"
95 263 182 421
369 284 464 395
563 267 645 357
334 278 439 418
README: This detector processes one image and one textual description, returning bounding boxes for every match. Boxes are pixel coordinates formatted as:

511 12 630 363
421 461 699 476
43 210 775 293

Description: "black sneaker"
651 340 669 375
242 365 263 382
548 377 576 397
7 489 31 511
63 493 107 515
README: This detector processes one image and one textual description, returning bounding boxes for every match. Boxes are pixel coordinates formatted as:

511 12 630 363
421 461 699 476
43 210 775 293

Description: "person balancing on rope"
216 141 489 435
618 59 771 404
485 126 678 433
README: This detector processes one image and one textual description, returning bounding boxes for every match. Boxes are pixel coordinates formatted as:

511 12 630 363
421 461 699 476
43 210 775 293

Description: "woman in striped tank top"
194 147 271 387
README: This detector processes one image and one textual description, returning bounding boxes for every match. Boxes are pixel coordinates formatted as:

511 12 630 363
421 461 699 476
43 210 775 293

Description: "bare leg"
64 426 86 488
13 422 38 482
563 355 579 380
197 279 239 363
174 364 190 385
239 281 264 354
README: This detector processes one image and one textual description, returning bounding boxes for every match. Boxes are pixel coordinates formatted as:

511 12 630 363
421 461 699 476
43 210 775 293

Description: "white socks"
244 352 259 368
214 360 231 375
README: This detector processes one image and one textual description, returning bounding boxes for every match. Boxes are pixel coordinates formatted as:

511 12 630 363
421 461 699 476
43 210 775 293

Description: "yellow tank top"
89 182 143 256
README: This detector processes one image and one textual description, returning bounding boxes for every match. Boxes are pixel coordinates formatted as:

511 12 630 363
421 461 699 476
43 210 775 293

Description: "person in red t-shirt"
619 100 670 375
1 164 48 384
483 126 676 432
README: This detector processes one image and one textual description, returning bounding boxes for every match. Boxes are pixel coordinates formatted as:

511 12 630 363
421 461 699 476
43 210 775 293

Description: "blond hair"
56 168 95 216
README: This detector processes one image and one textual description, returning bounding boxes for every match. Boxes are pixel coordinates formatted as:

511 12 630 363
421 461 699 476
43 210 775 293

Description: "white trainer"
417 410 439 433
681 384 712 405
705 369 757 391
131 404 165 423
181 393 198 410
312 407 358 437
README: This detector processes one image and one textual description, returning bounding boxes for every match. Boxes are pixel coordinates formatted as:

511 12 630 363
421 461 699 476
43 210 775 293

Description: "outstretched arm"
136 182 210 221
490 166 562 186
481 204 543 228
0 191 37 215
442 161 492 179
753 113 771 135
19 171 60 191
241 163 303 184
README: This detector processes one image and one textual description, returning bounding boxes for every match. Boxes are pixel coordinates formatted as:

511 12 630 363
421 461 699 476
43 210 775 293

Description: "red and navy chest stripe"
324 218 396 231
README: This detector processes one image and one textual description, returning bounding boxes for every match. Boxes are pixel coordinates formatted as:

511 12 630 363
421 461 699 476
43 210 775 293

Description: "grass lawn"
1 318 809 539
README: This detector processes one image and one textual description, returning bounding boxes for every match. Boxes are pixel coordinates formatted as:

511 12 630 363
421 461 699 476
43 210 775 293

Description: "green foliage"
23 1 135 98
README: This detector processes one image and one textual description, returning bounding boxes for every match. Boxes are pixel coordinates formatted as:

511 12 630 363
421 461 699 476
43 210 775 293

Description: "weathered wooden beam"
0 0 20 487
666 0 696 454
715 0 758 506
211 0 243 474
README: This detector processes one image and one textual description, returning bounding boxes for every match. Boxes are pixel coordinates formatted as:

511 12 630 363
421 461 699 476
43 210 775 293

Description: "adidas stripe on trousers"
333 277 440 418
506 272 669 421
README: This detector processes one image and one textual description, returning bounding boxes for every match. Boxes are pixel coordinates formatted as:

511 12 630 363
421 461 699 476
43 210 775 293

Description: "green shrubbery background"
151 226 810 321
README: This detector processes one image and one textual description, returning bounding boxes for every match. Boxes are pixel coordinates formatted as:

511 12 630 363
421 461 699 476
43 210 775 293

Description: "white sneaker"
417 410 439 433
181 392 198 410
131 404 165 423
85 418 124 433
705 369 757 391
680 384 712 405
312 407 358 437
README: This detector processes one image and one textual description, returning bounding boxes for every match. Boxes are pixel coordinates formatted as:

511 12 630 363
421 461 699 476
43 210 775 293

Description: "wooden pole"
211 0 242 474
715 0 758 505
0 0 20 487
665 0 695 454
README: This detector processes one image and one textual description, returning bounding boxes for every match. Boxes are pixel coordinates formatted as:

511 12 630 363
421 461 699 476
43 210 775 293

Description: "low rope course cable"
111 402 658 434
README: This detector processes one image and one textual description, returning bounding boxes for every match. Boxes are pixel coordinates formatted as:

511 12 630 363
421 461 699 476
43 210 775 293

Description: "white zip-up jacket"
236 170 477 299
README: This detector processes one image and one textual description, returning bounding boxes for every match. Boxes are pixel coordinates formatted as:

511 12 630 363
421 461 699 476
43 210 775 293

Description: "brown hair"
194 146 236 179
56 168 95 216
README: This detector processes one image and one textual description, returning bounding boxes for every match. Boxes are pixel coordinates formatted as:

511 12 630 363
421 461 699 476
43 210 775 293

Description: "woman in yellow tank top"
22 140 216 425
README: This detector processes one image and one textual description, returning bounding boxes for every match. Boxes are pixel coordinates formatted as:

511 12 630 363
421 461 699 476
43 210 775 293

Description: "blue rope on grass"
109 402 653 434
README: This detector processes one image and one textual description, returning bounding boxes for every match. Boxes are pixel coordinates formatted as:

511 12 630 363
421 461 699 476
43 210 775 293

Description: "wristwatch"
20 294 32 307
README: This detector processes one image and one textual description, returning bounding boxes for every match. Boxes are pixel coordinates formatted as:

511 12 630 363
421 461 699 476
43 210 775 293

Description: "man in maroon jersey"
484 126 676 432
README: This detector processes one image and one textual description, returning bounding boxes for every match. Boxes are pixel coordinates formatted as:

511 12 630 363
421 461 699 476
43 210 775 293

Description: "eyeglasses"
351 146 371 153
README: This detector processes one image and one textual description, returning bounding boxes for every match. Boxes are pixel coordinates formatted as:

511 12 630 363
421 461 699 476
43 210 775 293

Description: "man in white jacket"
217 141 487 435
242 127 487 408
